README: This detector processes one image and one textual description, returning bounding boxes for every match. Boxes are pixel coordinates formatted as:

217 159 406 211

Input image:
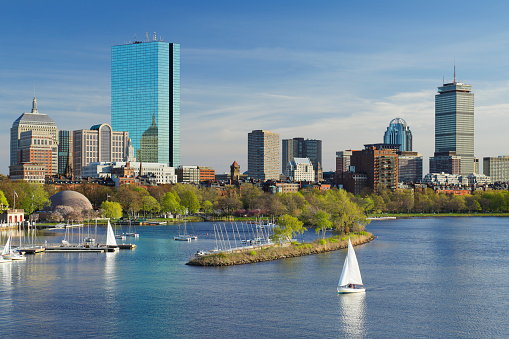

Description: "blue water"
1 218 508 338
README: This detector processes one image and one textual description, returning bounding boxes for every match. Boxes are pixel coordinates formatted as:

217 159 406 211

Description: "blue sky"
2 1 509 175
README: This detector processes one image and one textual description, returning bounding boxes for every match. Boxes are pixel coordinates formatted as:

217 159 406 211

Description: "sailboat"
174 220 193 241
104 221 119 252
2 235 26 261
337 238 365 294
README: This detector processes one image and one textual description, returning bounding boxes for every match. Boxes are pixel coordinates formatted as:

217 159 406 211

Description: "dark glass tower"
111 37 180 166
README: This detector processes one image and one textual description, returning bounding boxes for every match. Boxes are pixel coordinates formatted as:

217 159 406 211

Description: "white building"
285 158 315 182
422 172 467 185
466 173 491 185
80 161 177 184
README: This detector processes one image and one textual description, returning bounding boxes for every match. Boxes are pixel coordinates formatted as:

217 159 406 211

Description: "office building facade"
58 130 73 175
10 97 58 175
285 157 315 182
383 118 412 151
248 130 280 181
282 138 322 181
398 151 422 183
435 79 474 175
483 156 509 183
111 36 180 167
73 124 129 178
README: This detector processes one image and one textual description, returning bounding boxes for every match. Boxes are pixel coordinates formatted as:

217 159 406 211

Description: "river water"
0 217 508 338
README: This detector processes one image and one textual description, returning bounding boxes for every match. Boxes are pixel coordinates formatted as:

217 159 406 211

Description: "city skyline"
2 1 509 176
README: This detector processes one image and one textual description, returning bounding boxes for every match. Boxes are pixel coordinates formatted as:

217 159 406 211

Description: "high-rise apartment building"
435 77 474 175
73 124 129 178
483 156 509 183
348 144 399 193
111 35 180 167
282 138 322 181
248 130 280 181
383 118 412 152
10 97 58 175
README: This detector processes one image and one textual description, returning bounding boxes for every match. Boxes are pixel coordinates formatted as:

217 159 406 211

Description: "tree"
0 190 8 211
271 214 307 244
18 183 50 215
314 210 332 239
141 196 161 216
101 201 123 220
202 200 213 214
161 191 181 214
180 190 200 214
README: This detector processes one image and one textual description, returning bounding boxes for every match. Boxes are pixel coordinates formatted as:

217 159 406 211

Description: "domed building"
383 118 412 152
45 190 93 213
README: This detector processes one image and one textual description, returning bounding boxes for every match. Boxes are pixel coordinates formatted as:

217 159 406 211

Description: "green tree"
0 190 9 211
18 183 50 215
202 200 213 214
161 191 181 214
181 190 200 214
271 214 307 244
141 196 161 216
101 201 123 219
313 210 332 239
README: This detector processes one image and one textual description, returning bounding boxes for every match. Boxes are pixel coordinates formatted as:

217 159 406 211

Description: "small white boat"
115 234 127 240
174 235 191 242
337 238 365 294
2 237 26 261
126 233 139 238
84 237 95 243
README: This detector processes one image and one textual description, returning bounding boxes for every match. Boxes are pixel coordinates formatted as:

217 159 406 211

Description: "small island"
187 231 374 266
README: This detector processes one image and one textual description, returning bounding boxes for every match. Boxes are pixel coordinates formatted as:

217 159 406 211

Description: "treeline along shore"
186 232 374 266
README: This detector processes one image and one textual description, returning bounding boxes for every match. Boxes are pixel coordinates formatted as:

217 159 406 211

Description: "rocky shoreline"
186 232 374 266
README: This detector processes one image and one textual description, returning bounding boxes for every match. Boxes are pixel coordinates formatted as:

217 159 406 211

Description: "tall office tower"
15 130 58 177
335 150 353 186
383 118 412 152
435 76 474 175
483 156 509 183
282 138 322 180
58 130 73 176
248 130 280 181
111 34 180 167
72 124 130 178
397 151 422 183
10 97 58 174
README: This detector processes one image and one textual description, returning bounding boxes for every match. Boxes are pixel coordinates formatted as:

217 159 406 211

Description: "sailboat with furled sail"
337 238 365 294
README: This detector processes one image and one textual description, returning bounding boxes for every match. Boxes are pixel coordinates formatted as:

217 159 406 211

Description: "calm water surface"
1 217 508 338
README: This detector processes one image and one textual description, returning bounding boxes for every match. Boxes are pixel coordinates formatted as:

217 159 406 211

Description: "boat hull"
337 287 366 294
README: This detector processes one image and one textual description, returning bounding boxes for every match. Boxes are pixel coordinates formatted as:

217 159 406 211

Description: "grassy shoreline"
186 232 374 267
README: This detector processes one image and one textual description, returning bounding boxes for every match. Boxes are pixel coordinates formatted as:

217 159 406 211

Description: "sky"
2 1 509 176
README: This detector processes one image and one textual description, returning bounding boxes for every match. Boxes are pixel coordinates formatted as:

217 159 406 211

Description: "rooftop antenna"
145 32 148 42
442 75 444 85
153 32 156 41
454 59 456 83
134 33 137 42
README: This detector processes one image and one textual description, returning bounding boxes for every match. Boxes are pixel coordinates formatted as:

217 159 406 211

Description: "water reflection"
104 252 117 300
338 292 367 338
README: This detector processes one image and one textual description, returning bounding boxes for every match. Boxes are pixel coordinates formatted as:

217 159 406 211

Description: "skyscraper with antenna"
111 33 180 167
432 68 474 175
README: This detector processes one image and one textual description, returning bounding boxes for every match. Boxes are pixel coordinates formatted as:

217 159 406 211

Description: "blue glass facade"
383 118 412 152
111 41 180 167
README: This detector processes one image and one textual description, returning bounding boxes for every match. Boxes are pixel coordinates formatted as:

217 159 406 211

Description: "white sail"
2 236 11 256
106 221 117 247
338 238 363 287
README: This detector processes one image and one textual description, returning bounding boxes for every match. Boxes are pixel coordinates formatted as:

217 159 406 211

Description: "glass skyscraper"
435 80 474 175
111 38 180 167
383 118 412 152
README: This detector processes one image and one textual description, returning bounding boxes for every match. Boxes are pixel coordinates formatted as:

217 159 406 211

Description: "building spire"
31 81 39 113
31 96 38 113
453 60 456 83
